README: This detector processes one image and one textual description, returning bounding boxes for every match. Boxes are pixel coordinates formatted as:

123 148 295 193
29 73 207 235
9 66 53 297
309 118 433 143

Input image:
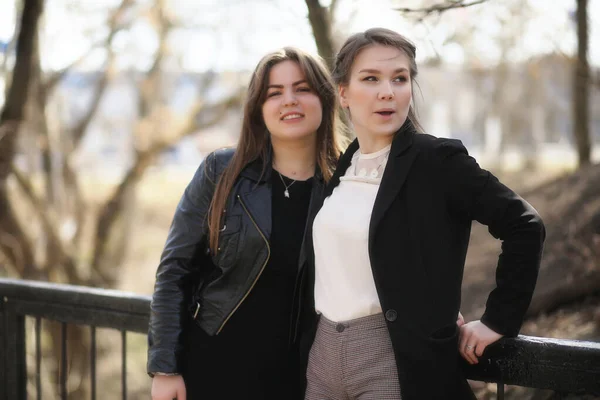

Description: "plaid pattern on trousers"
305 313 402 400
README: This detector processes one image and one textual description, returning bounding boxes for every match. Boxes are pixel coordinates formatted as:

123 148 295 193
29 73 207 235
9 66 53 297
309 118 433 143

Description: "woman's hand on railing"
151 374 186 400
458 320 503 365
456 311 465 327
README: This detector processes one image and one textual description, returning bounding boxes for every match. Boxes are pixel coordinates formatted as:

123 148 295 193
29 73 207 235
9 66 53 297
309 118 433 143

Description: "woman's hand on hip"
458 320 503 364
151 374 186 400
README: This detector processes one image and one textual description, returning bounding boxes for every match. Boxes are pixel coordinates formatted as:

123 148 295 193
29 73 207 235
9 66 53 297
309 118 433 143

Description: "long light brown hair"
208 47 345 254
332 27 424 133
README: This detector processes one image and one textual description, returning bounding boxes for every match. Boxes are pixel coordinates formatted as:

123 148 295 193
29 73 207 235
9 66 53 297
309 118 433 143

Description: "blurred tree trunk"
522 63 544 171
1 0 23 90
304 0 335 71
304 0 354 136
0 0 43 276
573 0 591 167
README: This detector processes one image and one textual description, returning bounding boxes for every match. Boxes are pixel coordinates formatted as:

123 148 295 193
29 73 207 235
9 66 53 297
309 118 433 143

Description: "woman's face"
262 60 323 144
339 45 412 141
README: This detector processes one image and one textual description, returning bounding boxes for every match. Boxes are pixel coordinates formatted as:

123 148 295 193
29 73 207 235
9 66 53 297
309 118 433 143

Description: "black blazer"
301 121 545 399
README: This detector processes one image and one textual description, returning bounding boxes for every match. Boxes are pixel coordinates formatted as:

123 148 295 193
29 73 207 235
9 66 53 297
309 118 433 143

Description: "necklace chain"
277 171 296 198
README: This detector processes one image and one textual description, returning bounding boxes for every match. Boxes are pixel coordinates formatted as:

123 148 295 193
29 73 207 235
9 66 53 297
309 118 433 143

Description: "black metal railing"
1 278 600 399
0 278 149 400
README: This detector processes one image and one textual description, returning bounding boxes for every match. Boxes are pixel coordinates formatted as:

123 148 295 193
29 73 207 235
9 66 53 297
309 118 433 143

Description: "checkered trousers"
305 313 402 400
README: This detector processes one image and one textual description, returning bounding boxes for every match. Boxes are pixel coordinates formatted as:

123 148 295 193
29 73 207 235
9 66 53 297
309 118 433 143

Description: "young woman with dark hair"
147 47 346 400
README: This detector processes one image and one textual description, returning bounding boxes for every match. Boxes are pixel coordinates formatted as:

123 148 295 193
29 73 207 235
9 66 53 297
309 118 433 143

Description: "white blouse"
312 144 391 322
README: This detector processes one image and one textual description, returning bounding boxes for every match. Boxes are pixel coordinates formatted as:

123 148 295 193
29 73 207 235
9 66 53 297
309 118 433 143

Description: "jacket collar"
240 157 272 183
389 119 416 157
326 119 416 196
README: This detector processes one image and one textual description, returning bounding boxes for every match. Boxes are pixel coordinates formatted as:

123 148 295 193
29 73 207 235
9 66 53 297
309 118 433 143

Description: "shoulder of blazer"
413 133 468 161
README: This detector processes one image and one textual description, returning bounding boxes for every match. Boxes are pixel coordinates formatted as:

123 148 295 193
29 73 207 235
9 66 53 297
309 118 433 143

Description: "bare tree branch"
43 0 135 97
138 0 170 117
83 0 170 284
71 0 135 148
9 163 82 283
70 71 112 149
90 91 243 277
43 42 102 96
395 0 488 15
60 0 136 252
61 162 86 246
31 28 56 204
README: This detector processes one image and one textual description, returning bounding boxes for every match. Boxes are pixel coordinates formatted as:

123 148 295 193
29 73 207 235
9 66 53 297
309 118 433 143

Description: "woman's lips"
280 112 305 122
375 110 395 119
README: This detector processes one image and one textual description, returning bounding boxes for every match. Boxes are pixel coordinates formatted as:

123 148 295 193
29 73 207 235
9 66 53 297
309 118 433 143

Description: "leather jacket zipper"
216 194 271 334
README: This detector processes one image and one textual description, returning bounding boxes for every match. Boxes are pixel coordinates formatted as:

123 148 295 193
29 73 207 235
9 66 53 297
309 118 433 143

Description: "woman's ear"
338 85 348 108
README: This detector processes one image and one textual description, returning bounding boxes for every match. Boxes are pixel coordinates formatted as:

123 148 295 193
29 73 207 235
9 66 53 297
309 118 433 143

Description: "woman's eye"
267 91 281 98
297 87 312 92
363 76 378 82
394 76 408 83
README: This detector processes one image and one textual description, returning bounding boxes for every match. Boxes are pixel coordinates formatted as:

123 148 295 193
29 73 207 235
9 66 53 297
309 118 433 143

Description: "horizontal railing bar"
8 299 149 333
0 278 150 333
0 279 150 315
464 335 600 395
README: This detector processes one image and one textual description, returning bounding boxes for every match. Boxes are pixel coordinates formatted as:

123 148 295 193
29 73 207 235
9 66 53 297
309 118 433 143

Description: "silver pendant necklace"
277 171 296 198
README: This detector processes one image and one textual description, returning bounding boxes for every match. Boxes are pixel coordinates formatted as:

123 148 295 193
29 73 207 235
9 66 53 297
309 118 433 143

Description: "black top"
183 171 313 400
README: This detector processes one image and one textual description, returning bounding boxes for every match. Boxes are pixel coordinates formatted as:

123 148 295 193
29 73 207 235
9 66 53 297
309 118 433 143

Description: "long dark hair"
208 47 345 254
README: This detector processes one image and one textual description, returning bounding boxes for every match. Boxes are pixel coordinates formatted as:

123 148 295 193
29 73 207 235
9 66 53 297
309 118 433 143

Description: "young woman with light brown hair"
147 47 346 400
301 28 545 400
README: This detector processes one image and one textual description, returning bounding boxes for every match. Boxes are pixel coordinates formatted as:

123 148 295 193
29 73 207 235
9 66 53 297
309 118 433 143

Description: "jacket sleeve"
147 152 218 376
437 140 546 337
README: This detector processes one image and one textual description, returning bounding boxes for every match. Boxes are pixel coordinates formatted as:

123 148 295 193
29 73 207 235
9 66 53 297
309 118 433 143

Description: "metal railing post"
0 296 6 400
1 296 26 400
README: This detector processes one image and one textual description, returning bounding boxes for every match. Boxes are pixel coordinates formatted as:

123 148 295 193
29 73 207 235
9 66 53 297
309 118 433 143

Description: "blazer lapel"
368 125 419 249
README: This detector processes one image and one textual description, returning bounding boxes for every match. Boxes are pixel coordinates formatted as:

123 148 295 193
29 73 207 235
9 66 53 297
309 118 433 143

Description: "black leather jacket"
147 148 325 375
